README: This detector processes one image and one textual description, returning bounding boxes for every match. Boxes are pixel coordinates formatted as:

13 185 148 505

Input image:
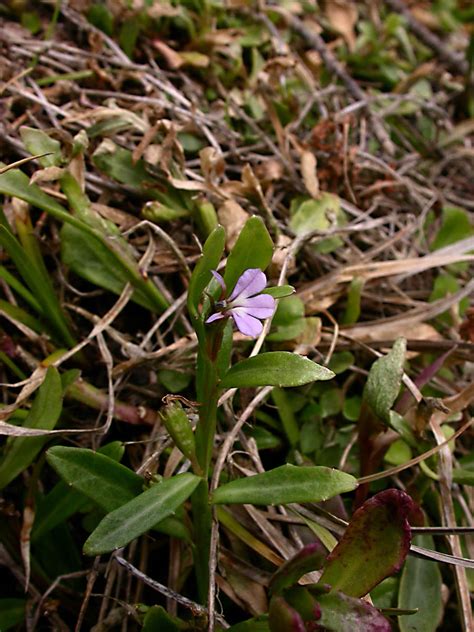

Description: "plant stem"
195 353 219 478
192 327 222 604
191 479 213 604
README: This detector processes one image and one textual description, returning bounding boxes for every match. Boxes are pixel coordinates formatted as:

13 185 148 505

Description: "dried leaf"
218 200 250 250
29 166 65 185
325 0 358 50
21 504 34 591
151 40 183 69
300 151 319 198
200 147 225 185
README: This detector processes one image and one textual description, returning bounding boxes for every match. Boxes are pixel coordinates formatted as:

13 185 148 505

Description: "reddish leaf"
270 542 327 596
319 489 414 597
269 595 305 632
309 587 391 632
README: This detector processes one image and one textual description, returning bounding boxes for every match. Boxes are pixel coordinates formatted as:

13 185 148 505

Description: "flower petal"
205 312 225 324
231 310 263 338
232 293 275 314
211 270 226 292
228 268 267 302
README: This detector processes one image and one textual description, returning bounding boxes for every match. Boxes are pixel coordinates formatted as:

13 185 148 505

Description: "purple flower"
205 268 275 338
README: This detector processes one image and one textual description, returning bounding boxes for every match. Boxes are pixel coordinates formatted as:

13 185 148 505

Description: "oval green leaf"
20 126 62 167
34 442 124 541
46 446 143 512
46 445 189 541
212 464 357 506
220 352 335 389
83 473 200 555
262 285 295 299
398 535 443 632
363 338 406 424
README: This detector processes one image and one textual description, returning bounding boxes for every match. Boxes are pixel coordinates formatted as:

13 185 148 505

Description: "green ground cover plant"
0 1 473 630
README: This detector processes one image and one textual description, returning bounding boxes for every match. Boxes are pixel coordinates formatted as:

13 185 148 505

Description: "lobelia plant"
45 216 416 631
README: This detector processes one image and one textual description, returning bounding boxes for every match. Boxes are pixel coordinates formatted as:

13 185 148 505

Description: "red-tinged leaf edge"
269 596 306 632
319 489 414 597
269 542 327 596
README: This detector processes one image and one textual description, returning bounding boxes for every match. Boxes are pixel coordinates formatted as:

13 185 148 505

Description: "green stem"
195 354 219 478
191 479 213 604
191 325 223 604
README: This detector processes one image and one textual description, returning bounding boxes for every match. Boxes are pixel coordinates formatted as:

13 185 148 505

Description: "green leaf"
228 616 270 632
83 473 200 554
319 489 414 597
142 201 189 223
0 264 42 312
363 338 406 423
305 587 391 632
269 595 305 632
21 11 42 34
0 299 44 334
93 143 192 219
0 598 26 631
271 387 300 447
223 216 273 293
398 535 443 632
221 352 335 388
0 168 167 314
0 367 62 489
342 277 364 325
61 223 163 311
119 19 140 58
212 464 357 505
328 352 354 375
270 296 304 326
187 225 225 320
0 219 75 346
46 446 144 512
343 395 362 422
430 205 474 251
61 173 168 313
0 168 76 223
33 442 124 541
158 369 191 393
267 295 306 341
20 126 62 167
142 606 187 631
87 3 114 35
429 273 469 322
452 468 474 485
289 194 346 254
384 439 412 466
195 200 219 237
262 285 295 298
93 143 156 189
320 388 342 418
216 319 233 378
47 446 189 540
